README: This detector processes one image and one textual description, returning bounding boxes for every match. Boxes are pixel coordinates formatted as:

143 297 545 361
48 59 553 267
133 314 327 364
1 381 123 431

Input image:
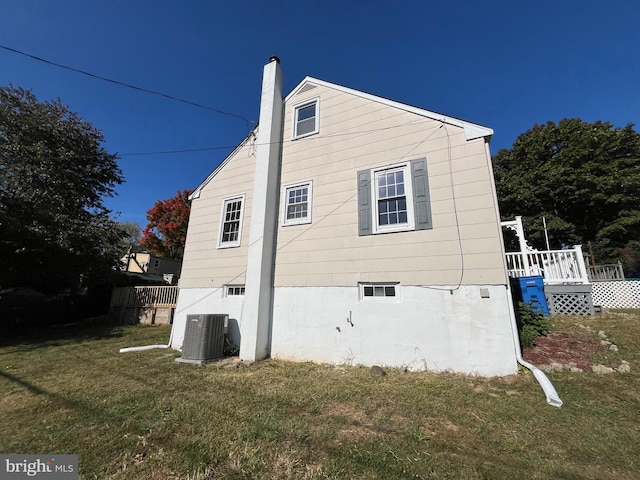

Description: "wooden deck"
109 286 178 325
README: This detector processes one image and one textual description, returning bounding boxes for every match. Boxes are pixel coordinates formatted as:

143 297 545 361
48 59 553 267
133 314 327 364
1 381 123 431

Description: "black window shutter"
411 158 433 230
357 169 372 236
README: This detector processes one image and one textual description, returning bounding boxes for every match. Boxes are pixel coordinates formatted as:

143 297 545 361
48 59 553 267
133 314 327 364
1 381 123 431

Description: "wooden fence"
109 286 178 325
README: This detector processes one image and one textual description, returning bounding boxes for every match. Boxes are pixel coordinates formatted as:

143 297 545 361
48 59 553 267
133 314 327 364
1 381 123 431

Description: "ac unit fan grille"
176 314 227 364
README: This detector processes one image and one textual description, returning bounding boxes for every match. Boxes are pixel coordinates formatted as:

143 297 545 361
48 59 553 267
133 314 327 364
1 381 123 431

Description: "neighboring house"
170 57 519 376
121 252 182 284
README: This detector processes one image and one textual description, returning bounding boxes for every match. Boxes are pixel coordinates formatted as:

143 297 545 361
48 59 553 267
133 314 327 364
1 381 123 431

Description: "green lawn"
1 311 639 479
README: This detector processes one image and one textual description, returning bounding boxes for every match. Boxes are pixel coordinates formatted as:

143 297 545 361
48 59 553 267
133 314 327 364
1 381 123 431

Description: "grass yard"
1 311 639 479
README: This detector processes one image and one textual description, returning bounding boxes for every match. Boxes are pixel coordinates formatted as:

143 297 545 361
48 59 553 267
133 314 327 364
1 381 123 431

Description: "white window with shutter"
357 158 432 236
371 164 415 233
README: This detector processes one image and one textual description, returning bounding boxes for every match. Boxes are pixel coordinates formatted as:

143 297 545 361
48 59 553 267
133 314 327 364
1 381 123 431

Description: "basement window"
359 283 399 300
225 285 245 297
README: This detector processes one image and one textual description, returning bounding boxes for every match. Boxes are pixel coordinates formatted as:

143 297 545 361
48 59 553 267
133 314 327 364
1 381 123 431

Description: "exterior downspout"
484 140 562 407
505 283 563 407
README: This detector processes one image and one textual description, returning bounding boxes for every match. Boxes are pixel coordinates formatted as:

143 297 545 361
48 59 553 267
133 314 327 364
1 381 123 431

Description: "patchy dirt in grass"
322 402 381 440
523 331 604 371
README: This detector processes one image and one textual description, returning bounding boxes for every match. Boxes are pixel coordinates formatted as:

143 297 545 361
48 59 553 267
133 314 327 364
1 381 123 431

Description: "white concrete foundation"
270 285 517 376
171 284 518 377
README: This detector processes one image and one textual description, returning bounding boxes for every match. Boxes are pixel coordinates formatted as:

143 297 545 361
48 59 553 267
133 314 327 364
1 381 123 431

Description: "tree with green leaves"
493 118 640 275
118 221 142 254
0 85 125 292
141 189 192 260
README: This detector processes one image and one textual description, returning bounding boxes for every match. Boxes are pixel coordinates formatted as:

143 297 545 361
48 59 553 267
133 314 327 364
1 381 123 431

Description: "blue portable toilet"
511 275 550 317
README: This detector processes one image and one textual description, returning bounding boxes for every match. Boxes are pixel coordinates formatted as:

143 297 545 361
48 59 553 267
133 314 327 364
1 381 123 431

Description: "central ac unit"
175 314 227 364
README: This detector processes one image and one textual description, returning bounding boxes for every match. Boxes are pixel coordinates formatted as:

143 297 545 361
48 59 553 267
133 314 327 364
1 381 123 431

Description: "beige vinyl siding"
179 142 256 289
275 83 505 287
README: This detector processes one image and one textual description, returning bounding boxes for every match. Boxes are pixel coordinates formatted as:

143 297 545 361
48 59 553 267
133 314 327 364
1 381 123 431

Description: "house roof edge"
189 128 258 200
285 76 493 141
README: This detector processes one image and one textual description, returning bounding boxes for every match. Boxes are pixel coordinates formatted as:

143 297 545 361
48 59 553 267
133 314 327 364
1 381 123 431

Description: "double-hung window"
292 98 319 139
218 194 245 248
283 181 312 225
357 158 432 235
374 167 413 231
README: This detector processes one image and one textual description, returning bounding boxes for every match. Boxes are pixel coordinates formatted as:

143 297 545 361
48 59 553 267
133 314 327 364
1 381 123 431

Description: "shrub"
517 301 550 348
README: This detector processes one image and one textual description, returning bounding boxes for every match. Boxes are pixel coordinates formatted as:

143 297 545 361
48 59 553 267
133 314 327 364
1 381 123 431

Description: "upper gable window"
218 194 245 248
283 181 312 226
357 158 433 236
292 98 319 139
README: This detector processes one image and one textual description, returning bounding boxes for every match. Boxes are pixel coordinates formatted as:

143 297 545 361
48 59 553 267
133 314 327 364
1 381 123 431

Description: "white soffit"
286 77 493 141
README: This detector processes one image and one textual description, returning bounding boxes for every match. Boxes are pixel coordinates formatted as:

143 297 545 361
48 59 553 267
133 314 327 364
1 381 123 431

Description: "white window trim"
282 180 313 226
371 162 415 234
291 97 320 140
217 194 246 249
359 282 401 301
224 285 245 297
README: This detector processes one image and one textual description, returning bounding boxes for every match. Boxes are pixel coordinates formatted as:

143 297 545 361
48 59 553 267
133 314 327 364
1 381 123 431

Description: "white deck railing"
587 263 625 282
505 245 589 285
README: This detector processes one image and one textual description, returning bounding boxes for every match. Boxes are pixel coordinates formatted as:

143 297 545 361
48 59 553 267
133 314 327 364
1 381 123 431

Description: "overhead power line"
118 120 435 157
0 119 443 160
0 44 254 126
120 145 238 156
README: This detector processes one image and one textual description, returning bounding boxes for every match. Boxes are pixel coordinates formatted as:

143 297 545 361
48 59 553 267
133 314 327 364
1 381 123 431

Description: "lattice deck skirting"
545 284 595 316
592 280 640 309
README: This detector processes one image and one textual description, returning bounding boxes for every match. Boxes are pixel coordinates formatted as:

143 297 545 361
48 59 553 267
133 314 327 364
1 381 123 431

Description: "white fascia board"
285 77 493 141
188 128 258 200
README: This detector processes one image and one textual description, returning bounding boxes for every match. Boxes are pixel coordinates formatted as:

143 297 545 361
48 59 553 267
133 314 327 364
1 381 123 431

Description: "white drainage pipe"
506 284 563 408
119 344 169 353
119 325 174 353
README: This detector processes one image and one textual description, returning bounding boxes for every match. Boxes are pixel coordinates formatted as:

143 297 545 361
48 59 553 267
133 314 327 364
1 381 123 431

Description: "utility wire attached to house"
0 120 444 161
0 44 255 127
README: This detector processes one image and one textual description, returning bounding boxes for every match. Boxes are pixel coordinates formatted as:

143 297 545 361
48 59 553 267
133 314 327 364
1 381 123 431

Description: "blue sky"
1 1 639 227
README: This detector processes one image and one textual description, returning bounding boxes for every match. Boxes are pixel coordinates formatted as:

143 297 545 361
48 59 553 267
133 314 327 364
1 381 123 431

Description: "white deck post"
573 244 590 284
514 216 532 276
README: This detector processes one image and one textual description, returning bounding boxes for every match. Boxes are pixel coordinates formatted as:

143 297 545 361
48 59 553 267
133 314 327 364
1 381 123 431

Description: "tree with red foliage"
141 189 193 259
